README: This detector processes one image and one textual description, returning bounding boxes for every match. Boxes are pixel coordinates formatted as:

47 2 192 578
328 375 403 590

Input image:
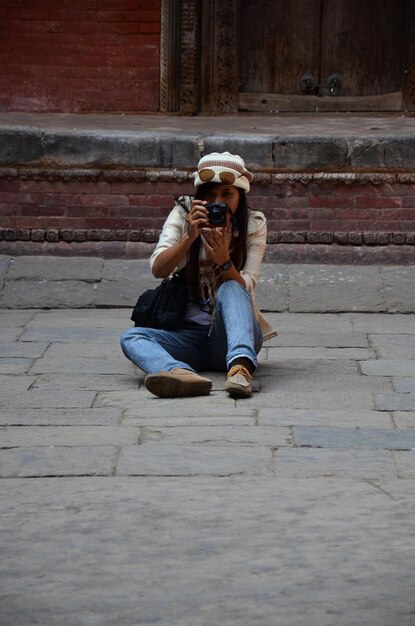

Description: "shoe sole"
224 381 252 398
145 373 212 398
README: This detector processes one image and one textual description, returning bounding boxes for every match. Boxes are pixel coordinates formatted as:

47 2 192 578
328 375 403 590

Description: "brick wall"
1 174 414 259
0 0 160 112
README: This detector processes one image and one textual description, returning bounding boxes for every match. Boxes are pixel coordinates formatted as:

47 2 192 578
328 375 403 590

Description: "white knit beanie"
194 151 253 192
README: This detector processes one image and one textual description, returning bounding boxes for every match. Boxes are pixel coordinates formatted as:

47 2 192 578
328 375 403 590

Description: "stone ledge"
1 112 415 172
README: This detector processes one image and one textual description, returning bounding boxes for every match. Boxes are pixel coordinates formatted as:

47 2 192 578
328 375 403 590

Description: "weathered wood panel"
239 0 322 94
321 0 406 97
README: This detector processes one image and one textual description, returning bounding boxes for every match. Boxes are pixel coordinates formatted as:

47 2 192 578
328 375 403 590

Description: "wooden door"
239 0 407 112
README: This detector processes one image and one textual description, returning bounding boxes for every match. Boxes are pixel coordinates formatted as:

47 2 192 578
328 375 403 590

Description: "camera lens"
206 202 228 225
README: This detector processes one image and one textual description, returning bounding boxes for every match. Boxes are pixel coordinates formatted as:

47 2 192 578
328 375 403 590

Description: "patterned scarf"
176 195 235 318
198 223 233 317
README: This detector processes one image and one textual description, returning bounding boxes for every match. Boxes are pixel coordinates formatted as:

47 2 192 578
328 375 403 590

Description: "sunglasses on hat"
198 168 243 186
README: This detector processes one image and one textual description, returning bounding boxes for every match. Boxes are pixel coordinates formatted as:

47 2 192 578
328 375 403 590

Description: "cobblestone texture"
0 268 415 626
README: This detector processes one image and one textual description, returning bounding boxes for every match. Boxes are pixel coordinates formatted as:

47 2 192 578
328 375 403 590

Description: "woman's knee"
120 327 151 352
216 280 249 303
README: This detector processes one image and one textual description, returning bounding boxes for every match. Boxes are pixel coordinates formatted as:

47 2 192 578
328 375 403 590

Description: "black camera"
206 202 229 226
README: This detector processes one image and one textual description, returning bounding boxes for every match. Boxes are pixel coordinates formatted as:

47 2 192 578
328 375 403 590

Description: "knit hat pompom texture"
194 152 253 192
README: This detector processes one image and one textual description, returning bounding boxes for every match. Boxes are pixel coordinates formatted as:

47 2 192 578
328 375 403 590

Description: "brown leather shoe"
144 368 212 398
224 364 253 398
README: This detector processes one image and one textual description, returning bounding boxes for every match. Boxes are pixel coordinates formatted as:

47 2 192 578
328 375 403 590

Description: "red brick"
0 180 22 192
128 195 171 207
65 206 111 218
308 196 355 208
81 194 129 207
334 208 381 220
20 206 66 217
310 219 350 232
139 22 160 33
354 196 402 209
381 208 415 220
0 203 20 216
267 220 311 230
116 206 170 218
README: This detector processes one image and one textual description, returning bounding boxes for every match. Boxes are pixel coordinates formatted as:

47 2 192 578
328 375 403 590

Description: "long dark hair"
186 182 249 301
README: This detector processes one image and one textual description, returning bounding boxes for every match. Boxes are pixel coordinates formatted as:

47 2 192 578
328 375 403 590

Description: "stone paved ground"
1 257 415 625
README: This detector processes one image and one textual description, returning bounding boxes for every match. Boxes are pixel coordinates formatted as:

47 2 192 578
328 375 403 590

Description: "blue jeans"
120 280 263 374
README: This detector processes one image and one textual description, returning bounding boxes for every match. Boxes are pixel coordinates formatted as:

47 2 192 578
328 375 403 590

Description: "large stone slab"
117 444 274 476
385 138 415 168
259 408 393 429
29 356 131 375
0 127 43 164
393 412 415 429
0 390 96 409
95 279 146 307
101 259 151 281
0 446 117 477
0 342 48 358
265 312 354 333
0 326 23 341
20 326 124 342
19 309 129 341
0 358 32 374
0 310 37 325
269 331 369 348
0 407 122 426
31 373 136 391
254 264 289 311
97 260 158 307
6 256 104 280
350 313 415 334
265 347 375 360
375 393 415 412
0 280 97 308
393 378 415 393
0 426 140 447
381 267 415 313
369 334 415 359
0 375 36 393
122 410 256 426
294 426 415 450
247 390 375 410
94 390 241 412
204 134 275 168
392 451 415 478
273 137 348 169
23 308 129 327
44 341 122 359
142 425 292 447
259 357 358 376
360 360 415 376
275 447 396 479
288 266 385 313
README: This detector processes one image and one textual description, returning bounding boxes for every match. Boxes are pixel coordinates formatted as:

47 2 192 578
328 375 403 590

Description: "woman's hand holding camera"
201 213 231 267
189 200 231 266
188 200 209 242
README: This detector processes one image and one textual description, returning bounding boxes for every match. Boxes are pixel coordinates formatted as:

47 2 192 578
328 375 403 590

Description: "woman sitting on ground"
120 151 276 398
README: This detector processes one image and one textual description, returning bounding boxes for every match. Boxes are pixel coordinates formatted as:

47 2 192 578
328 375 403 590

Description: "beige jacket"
150 199 277 341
